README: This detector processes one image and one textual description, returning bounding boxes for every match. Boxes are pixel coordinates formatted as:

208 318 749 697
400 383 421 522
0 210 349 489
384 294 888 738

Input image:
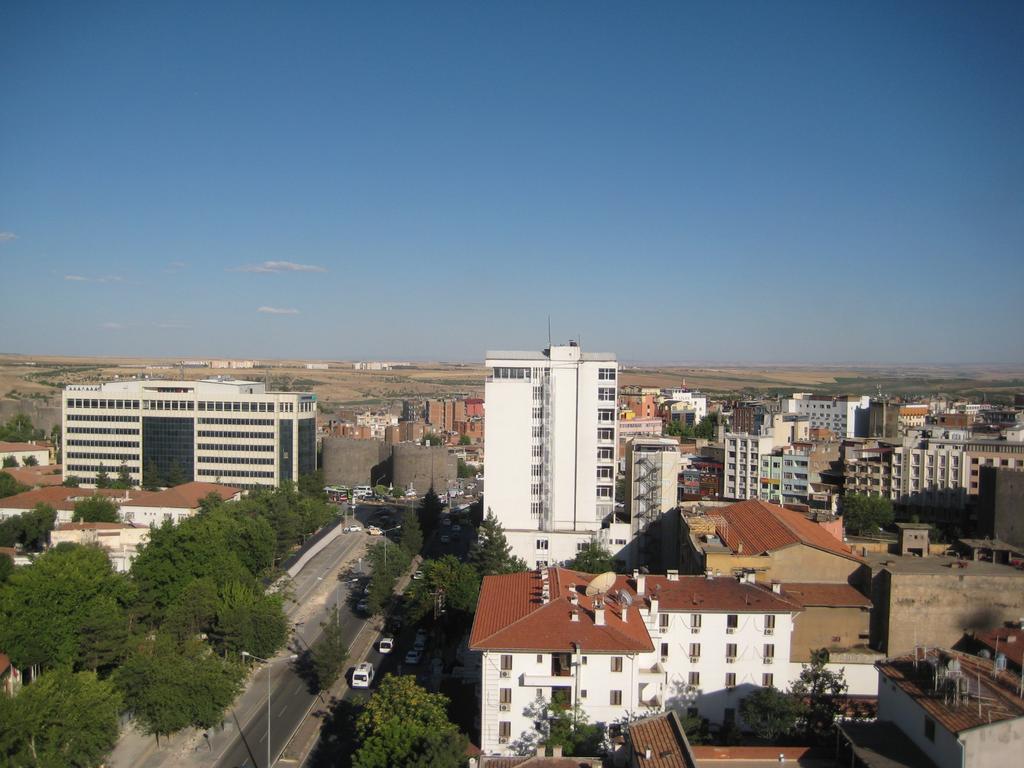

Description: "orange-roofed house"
679 499 864 585
469 566 802 755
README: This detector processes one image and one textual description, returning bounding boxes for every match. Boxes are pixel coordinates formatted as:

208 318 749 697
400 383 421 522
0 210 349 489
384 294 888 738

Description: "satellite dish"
585 571 616 597
619 589 634 607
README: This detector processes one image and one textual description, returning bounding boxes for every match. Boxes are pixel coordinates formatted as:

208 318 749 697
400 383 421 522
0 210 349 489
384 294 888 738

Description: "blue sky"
1 1 1022 364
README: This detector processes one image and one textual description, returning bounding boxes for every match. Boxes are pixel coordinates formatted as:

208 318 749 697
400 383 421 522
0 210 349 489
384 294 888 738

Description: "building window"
725 644 737 661
499 721 511 740
536 654 543 663
500 655 512 671
688 671 700 687
610 690 622 706
661 643 669 659
726 614 738 632
580 689 587 699
659 613 670 630
536 539 549 550
924 716 935 742
689 643 701 659
500 688 512 704
599 368 616 381
763 673 774 687
764 644 775 660
725 673 737 688
691 614 702 629
611 657 623 672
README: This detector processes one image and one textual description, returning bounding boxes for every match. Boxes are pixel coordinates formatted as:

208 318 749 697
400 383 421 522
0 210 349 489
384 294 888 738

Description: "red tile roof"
0 486 153 512
0 465 64 487
0 442 52 453
713 499 862 562
878 649 1024 734
781 583 872 608
0 653 10 675
125 482 241 508
55 522 133 531
974 627 1024 671
469 568 799 653
626 711 698 768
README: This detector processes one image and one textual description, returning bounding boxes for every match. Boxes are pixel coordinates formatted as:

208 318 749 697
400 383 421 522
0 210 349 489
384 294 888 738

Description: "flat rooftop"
862 551 1024 577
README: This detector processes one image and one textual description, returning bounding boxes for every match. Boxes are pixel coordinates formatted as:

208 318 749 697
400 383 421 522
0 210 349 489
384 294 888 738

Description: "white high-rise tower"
484 343 618 567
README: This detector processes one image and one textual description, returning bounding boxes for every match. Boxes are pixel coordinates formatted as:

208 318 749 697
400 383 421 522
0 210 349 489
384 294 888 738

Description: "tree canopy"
0 414 43 443
0 470 29 499
352 675 465 768
406 555 480 623
0 667 122 768
739 686 805 742
311 606 349 690
468 511 527 577
565 540 618 574
73 496 120 524
0 502 56 550
841 494 894 535
791 649 848 743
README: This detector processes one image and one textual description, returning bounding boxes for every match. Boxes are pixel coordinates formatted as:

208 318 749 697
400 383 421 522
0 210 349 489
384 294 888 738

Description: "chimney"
536 745 546 758
552 745 563 758
771 580 781 594
634 569 646 595
650 592 659 617
571 609 580 622
595 601 606 626
666 569 679 582
645 748 652 759
622 604 629 622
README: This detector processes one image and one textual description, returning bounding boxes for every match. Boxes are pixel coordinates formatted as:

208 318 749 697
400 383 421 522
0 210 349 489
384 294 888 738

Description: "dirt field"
1 354 1021 410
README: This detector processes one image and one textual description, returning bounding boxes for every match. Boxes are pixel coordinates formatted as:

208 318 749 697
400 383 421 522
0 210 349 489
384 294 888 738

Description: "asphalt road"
216 505 381 768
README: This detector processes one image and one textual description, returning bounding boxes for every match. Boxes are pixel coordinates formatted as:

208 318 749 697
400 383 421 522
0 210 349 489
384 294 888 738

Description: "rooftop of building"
0 464 64 487
54 521 142 531
972 625 1024 671
485 345 616 363
626 711 698 768
0 481 240 513
837 721 939 768
780 583 871 609
65 378 313 396
861 551 1024 577
0 441 53 452
469 567 799 654
698 499 862 563
877 648 1024 734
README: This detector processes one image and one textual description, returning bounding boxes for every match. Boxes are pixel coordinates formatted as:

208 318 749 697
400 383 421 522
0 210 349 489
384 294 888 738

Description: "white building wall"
877 673 962 768
0 447 51 467
723 434 774 501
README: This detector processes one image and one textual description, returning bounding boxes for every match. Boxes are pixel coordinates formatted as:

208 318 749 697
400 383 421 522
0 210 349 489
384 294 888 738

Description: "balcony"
522 672 574 687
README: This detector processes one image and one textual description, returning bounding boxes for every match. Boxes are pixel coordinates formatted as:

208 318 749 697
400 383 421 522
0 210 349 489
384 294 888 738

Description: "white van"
352 662 374 688
353 486 372 499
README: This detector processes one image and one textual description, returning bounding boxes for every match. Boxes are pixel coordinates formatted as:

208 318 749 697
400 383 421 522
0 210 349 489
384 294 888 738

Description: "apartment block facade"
782 394 870 438
484 344 618 567
62 378 316 489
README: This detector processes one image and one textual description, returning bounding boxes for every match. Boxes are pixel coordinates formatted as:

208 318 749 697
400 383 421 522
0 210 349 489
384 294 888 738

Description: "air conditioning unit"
498 737 509 744
691 627 700 634
726 657 736 664
689 656 700 663
499 703 510 711
764 628 774 636
726 683 736 689
500 670 511 678
764 658 774 665
726 627 736 634
661 656 669 663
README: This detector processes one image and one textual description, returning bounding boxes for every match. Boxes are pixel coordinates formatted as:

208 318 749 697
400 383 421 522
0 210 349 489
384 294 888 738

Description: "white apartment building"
484 344 618 567
625 437 680 525
782 394 870 438
891 429 967 520
723 433 774 501
659 389 708 425
62 378 316 489
469 567 798 755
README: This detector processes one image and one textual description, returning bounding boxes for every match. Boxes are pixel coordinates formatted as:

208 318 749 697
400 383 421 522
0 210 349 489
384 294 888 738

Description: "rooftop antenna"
547 316 552 350
585 572 616 597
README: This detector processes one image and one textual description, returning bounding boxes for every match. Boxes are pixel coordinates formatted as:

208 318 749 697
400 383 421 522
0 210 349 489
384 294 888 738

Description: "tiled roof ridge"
747 499 861 562
470 570 556 646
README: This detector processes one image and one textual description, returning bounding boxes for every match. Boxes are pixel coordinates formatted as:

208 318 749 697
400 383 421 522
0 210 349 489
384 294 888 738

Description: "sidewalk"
106 534 369 768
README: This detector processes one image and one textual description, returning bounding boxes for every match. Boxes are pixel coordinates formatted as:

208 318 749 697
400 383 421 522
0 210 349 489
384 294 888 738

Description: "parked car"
378 637 394 654
343 525 363 533
404 648 423 665
452 524 462 533
412 569 424 580
356 599 369 614
414 629 428 651
352 662 374 688
367 526 383 536
439 534 450 544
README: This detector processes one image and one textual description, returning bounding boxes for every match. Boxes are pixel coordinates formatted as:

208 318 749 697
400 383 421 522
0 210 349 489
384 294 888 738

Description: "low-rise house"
49 522 151 572
0 463 64 488
0 441 52 467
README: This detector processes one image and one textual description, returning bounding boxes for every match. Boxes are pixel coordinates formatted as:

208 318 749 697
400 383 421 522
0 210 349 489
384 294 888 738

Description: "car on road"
378 637 394 654
414 628 428 650
367 526 383 536
452 524 462 533
403 648 423 665
439 534 450 544
343 525 363 533
352 662 374 688
440 517 451 527
356 599 369 614
412 569 423 580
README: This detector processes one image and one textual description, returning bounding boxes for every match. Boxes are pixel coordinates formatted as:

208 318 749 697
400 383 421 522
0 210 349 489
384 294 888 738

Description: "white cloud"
258 306 300 315
0 232 16 242
101 322 125 330
233 260 327 274
64 274 124 283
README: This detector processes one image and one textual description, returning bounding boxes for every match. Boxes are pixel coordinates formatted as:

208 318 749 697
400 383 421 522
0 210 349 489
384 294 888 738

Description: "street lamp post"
380 525 402 575
241 651 298 768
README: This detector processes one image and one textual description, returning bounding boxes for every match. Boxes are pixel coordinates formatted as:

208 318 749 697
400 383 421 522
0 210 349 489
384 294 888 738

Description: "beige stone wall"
702 544 862 584
790 605 870 662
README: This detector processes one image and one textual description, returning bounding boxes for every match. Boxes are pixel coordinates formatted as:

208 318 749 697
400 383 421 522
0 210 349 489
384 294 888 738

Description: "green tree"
0 544 131 672
468 511 527 576
63 475 82 488
74 496 121 523
0 552 13 584
0 667 122 767
94 464 112 489
407 555 480 623
664 419 694 439
116 635 243 742
418 486 443 535
790 649 848 744
353 675 463 768
739 686 805 742
0 470 29 498
423 433 443 447
163 577 220 641
693 414 719 440
399 507 423 555
365 540 412 615
676 711 709 745
208 580 289 659
458 435 471 446
21 454 39 467
0 414 41 442
111 462 134 489
457 458 474 478
536 700 603 756
841 493 894 535
0 503 57 550
298 468 326 499
390 486 404 498
311 606 349 690
374 483 390 498
2 455 18 468
565 541 618 574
